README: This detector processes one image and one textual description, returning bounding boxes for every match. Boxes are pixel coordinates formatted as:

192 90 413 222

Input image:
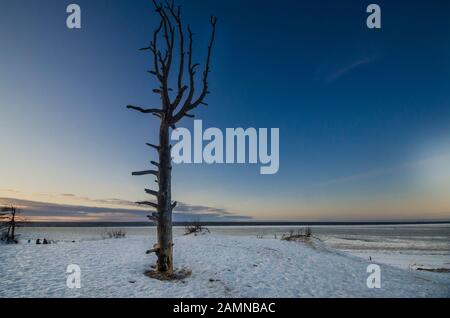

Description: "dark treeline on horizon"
21 221 450 228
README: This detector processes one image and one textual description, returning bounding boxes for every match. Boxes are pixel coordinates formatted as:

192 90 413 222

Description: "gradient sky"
1 0 450 222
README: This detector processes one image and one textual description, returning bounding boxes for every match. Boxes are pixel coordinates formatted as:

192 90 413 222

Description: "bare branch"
127 105 163 114
150 161 160 168
167 2 187 111
189 16 217 109
146 143 160 151
186 27 196 104
145 189 159 197
171 17 217 123
153 0 173 50
149 21 164 79
137 201 158 209
153 0 175 112
132 170 158 176
147 212 159 222
146 243 160 253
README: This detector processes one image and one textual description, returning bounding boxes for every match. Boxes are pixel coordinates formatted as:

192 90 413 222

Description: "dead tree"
0 205 23 244
127 0 216 276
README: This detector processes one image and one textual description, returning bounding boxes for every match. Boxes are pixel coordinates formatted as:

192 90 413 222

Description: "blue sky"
0 0 449 222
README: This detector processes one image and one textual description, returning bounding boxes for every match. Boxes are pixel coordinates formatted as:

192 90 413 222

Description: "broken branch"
146 143 160 151
127 105 163 114
137 201 158 209
132 170 158 176
145 189 159 197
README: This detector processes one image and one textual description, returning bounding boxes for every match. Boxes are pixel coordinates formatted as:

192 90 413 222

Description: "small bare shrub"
305 227 312 238
102 229 126 239
281 227 313 242
184 219 210 236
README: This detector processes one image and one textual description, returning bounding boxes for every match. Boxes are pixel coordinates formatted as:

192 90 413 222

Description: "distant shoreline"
21 221 450 227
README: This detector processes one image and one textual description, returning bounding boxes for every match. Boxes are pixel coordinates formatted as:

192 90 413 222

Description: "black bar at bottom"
0 298 448 315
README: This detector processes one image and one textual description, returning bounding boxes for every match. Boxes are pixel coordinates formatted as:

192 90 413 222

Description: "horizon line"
21 220 450 228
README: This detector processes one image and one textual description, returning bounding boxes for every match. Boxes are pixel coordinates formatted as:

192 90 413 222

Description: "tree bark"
156 119 173 274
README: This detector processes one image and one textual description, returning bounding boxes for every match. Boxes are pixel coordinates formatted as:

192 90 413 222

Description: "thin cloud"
320 56 378 83
0 189 20 193
307 153 450 189
307 165 403 189
0 197 251 222
52 193 237 217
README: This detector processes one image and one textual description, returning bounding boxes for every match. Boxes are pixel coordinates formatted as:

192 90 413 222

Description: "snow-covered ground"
1 233 449 298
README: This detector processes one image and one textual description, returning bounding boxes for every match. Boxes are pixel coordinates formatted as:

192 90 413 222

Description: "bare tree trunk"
127 1 216 277
156 120 173 273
